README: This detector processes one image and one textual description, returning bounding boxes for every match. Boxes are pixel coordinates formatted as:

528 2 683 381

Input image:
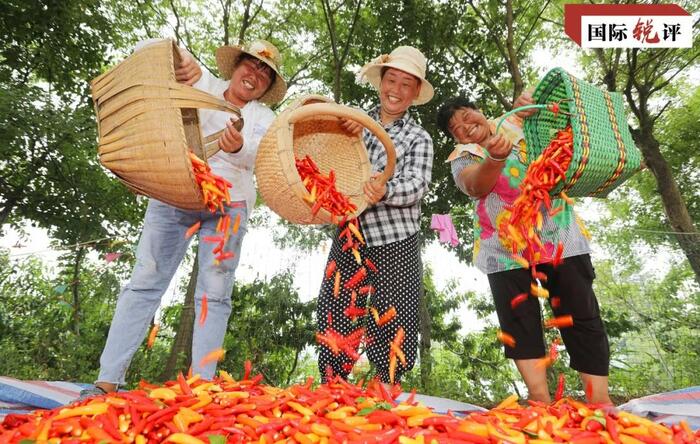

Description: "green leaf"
356 402 392 416
207 435 226 444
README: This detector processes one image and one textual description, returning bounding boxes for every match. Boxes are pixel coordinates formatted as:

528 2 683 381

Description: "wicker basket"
255 95 396 225
91 39 241 210
523 68 642 198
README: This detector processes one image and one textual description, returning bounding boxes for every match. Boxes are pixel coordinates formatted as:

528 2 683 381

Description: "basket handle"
168 82 243 159
286 103 397 185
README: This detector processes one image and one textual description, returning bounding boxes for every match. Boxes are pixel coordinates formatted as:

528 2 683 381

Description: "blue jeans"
97 198 247 384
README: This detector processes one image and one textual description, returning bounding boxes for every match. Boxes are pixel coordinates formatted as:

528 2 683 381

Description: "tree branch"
515 0 552 55
451 44 512 110
339 0 362 67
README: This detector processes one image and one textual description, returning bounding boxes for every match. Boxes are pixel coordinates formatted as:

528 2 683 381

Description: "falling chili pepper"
344 267 367 290
550 296 561 309
365 258 378 273
198 294 208 326
510 292 529 310
497 330 516 348
544 315 574 329
552 241 564 267
555 373 566 401
232 213 241 235
199 348 225 367
376 306 397 326
146 323 159 349
185 221 201 239
333 271 341 298
325 260 337 279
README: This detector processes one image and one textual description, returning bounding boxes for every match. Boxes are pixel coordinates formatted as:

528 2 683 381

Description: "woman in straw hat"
316 46 434 385
85 39 286 397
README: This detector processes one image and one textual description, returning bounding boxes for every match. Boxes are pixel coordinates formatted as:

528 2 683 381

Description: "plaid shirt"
359 106 433 247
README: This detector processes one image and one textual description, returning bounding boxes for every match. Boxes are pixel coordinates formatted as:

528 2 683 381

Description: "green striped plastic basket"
523 68 642 198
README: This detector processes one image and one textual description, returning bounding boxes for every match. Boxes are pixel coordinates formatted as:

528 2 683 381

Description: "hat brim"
360 63 434 105
215 46 287 106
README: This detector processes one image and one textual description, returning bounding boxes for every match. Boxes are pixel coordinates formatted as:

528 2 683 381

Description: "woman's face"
228 57 274 104
378 68 421 116
447 107 491 145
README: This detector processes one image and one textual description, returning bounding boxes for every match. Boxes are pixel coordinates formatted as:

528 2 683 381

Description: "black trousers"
488 254 610 376
316 232 422 384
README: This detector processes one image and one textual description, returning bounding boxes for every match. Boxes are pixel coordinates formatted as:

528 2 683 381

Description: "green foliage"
0 251 119 381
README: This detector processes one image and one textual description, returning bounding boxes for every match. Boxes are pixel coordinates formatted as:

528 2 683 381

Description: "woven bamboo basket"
91 39 242 210
255 95 396 225
523 67 642 198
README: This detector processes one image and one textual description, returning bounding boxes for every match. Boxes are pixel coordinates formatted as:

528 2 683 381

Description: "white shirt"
193 70 275 215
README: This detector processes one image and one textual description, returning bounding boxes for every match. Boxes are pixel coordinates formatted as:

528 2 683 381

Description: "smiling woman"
315 45 435 386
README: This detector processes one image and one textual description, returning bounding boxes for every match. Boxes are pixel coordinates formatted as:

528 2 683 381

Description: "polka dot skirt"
316 230 422 384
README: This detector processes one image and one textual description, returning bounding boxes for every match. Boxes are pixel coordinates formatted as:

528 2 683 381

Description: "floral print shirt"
449 115 591 275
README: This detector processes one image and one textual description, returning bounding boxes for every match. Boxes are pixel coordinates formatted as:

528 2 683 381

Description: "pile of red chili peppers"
295 155 358 219
187 152 240 264
295 155 404 384
2 368 697 444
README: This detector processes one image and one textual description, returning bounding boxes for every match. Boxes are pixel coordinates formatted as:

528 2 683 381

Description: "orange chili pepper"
333 271 341 298
232 213 241 234
544 315 574 329
199 348 225 367
146 323 159 349
497 330 516 348
185 221 201 239
199 293 208 326
376 306 397 326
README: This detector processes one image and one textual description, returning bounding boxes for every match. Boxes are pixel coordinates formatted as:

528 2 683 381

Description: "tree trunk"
630 128 700 284
71 246 85 336
160 252 198 381
0 195 17 233
418 280 432 390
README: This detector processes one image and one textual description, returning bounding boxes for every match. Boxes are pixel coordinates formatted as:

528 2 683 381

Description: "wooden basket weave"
91 39 241 210
255 95 396 225
523 68 642 198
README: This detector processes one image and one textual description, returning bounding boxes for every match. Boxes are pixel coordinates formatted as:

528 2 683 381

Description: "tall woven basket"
91 39 241 210
523 68 642 198
255 96 396 225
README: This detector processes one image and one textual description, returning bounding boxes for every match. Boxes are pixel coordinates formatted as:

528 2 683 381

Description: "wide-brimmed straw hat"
357 46 434 105
215 39 287 105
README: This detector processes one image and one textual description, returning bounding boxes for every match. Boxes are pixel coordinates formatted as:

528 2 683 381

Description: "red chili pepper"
364 258 378 273
552 241 564 266
325 260 337 279
344 267 367 290
555 373 565 401
510 292 529 309
544 315 574 329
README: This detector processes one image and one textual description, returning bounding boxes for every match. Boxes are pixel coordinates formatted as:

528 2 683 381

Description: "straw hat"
216 39 287 105
357 46 434 105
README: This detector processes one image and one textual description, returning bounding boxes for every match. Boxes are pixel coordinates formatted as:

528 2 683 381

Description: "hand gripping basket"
255 95 397 224
523 68 643 198
91 39 242 210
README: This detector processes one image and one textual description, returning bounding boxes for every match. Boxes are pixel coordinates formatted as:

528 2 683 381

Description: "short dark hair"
236 53 276 83
436 97 478 138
